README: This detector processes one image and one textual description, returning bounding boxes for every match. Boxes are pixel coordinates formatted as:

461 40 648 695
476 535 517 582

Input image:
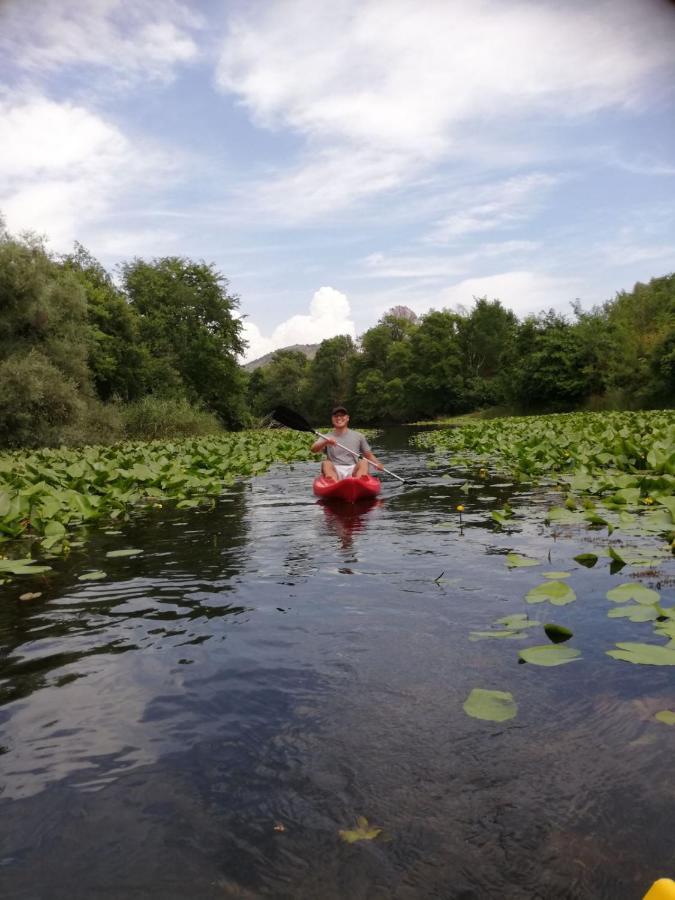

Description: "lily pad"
606 583 660 605
469 630 524 641
506 553 539 568
543 623 573 644
607 605 659 622
526 581 577 606
78 570 107 581
518 644 581 666
574 553 598 568
338 816 382 843
607 642 675 666
654 710 675 725
19 591 42 601
463 688 517 722
494 614 540 630
105 548 143 558
543 572 571 579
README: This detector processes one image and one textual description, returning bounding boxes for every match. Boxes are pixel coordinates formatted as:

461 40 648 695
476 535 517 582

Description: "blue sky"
1 0 674 362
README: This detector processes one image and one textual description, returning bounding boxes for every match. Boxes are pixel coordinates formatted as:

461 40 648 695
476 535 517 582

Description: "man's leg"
321 459 339 481
353 458 370 477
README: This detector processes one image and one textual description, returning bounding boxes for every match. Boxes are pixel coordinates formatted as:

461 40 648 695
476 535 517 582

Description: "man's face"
332 412 349 426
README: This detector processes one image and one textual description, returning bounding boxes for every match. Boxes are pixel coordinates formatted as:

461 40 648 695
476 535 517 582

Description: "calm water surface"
1 428 673 899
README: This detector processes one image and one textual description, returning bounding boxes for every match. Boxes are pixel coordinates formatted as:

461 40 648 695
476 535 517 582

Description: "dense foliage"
0 217 672 449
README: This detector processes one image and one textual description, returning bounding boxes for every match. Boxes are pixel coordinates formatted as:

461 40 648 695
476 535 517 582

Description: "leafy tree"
304 335 357 420
61 243 150 401
407 310 464 417
248 349 310 417
121 257 248 427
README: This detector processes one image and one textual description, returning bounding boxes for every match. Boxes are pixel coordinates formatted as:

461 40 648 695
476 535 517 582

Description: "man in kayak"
310 406 383 481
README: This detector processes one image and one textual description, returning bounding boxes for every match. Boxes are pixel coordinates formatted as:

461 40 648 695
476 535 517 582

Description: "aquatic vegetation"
415 410 675 548
505 553 539 568
543 623 573 644
338 816 382 843
526 581 577 606
463 688 518 722
518 644 581 666
654 710 675 725
606 642 675 665
0 429 314 581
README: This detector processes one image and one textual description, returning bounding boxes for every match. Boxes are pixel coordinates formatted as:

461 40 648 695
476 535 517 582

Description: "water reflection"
318 497 383 551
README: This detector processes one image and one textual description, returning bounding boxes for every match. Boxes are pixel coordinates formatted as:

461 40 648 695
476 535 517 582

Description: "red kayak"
313 475 381 503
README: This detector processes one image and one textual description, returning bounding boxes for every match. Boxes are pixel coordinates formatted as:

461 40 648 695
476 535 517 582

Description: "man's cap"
331 405 349 415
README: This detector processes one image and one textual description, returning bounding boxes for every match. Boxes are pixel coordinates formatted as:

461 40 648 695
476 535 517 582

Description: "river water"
0 428 673 899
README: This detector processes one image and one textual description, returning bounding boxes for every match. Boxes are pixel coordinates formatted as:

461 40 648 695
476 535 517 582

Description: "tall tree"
121 257 248 427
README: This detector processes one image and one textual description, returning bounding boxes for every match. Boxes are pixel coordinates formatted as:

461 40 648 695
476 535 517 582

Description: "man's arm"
363 449 383 471
310 436 336 454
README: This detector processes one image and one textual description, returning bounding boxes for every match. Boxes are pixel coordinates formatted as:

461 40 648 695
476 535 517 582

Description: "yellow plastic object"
644 879 675 900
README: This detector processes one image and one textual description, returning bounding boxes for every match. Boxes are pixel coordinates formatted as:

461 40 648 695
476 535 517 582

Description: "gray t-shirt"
325 428 371 466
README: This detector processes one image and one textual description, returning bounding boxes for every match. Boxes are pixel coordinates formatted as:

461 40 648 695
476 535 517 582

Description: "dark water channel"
1 427 673 899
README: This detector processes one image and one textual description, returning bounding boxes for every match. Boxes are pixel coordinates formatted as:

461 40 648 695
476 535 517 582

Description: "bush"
0 350 84 448
61 397 125 446
120 396 224 440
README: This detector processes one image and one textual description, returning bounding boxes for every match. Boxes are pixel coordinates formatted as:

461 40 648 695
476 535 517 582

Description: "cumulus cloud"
216 0 675 217
240 286 356 363
0 0 201 83
0 97 172 246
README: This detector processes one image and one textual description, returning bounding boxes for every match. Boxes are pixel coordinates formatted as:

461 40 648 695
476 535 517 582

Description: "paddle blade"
271 406 314 433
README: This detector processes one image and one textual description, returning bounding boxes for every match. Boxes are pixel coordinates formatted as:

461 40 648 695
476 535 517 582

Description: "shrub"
120 396 224 440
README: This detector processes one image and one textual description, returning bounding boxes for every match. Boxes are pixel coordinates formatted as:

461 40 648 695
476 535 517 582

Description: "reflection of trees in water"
0 483 252 706
319 498 383 550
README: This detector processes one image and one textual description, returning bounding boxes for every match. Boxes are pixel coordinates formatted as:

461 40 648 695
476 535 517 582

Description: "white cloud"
363 240 541 279
0 97 172 246
426 173 560 242
216 0 675 217
0 0 201 82
241 286 356 363
438 270 585 318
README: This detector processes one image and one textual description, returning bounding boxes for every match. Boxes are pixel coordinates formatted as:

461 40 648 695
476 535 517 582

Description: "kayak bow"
313 475 381 503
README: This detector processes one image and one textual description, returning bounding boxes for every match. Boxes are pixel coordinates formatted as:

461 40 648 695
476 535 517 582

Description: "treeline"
0 219 672 449
249 281 674 423
0 224 247 448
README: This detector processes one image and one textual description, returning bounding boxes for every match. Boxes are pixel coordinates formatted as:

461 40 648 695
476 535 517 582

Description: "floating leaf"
607 605 659 622
574 553 598 568
494 614 540 630
338 816 382 843
506 553 539 568
526 581 576 606
606 583 660 605
469 630 524 641
19 591 42 601
543 623 573 644
519 644 581 666
105 548 143 558
78 570 107 581
543 571 571 579
654 710 675 725
607 642 675 666
463 688 517 722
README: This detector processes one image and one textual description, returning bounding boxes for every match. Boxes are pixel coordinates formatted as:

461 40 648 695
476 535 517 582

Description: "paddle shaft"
313 429 405 483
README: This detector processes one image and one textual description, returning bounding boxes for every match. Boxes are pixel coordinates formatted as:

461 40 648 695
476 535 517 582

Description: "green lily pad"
607 605 659 622
339 816 382 843
463 688 517 722
506 553 539 568
654 710 675 725
494 614 540 629
469 630 524 641
78 570 107 581
105 548 143 558
607 642 675 665
606 583 660 605
543 623 573 644
519 644 581 666
574 553 598 568
543 572 571 579
526 581 577 606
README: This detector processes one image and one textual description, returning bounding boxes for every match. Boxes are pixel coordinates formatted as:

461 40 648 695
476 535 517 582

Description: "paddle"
271 405 405 483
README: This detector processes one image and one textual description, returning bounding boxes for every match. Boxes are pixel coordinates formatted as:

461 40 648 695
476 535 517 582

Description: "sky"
1 0 674 363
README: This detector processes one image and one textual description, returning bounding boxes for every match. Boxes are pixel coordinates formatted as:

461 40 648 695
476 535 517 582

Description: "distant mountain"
242 343 320 372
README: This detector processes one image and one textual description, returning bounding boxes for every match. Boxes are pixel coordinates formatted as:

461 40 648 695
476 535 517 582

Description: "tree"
121 257 248 427
304 335 357 420
61 243 150 402
248 349 310 417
